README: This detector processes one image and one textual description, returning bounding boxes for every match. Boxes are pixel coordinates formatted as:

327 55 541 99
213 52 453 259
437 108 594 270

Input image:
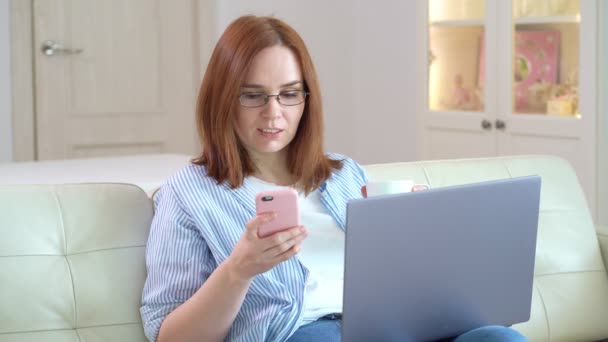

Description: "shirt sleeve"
140 183 215 341
350 157 370 185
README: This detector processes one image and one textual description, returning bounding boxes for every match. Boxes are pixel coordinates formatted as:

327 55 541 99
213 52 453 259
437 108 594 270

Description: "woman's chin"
252 143 289 155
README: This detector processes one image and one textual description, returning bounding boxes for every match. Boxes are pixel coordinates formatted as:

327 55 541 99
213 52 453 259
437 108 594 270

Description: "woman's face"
234 45 305 159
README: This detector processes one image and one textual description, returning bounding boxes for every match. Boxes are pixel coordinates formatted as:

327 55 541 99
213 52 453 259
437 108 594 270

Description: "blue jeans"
286 318 527 342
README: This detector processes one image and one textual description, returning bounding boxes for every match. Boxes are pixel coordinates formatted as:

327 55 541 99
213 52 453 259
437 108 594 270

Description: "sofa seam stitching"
0 322 142 335
57 245 146 257
421 166 431 188
68 245 145 256
504 161 513 179
534 269 606 277
51 186 79 332
534 282 552 341
0 245 146 258
0 245 146 259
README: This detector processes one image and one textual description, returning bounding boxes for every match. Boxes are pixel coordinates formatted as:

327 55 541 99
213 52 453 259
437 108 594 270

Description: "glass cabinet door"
428 0 486 112
511 0 580 117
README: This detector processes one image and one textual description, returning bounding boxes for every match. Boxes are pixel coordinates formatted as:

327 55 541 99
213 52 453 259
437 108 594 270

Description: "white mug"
365 180 423 197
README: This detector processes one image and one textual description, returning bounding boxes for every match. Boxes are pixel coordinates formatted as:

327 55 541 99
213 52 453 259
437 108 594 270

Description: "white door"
33 0 199 160
495 0 596 215
418 0 597 217
417 0 497 160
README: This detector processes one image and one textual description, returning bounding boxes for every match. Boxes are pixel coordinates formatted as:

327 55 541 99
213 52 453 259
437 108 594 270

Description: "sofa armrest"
597 224 608 270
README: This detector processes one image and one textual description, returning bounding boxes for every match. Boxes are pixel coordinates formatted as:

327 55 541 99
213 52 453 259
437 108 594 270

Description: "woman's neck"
250 150 294 186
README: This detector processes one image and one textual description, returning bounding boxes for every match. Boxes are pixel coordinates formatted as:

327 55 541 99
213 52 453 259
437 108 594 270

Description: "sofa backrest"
1 155 607 342
0 183 152 342
364 155 608 341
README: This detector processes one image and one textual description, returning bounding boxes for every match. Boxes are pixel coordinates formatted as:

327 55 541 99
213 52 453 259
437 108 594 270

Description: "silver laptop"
342 176 541 342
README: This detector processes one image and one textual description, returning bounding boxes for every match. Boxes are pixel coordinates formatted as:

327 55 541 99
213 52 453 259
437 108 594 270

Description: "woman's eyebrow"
241 81 303 89
241 83 264 89
280 81 303 88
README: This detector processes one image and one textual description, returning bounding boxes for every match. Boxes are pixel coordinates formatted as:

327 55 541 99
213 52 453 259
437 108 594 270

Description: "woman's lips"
258 128 283 138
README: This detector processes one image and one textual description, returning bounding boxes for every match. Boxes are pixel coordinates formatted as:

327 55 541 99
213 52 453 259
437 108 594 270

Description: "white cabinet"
416 0 598 218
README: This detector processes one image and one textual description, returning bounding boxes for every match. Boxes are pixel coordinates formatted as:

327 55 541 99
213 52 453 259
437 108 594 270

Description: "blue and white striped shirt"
140 153 368 341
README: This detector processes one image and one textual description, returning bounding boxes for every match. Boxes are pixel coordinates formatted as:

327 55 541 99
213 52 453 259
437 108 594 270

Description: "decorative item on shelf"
477 30 560 113
526 80 553 113
546 81 578 116
478 30 560 113
448 74 482 111
513 30 560 112
547 97 574 115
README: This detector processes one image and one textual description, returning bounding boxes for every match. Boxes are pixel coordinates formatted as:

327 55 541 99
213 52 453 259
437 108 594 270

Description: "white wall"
351 1 418 164
217 1 418 164
0 0 13 163
598 1 608 226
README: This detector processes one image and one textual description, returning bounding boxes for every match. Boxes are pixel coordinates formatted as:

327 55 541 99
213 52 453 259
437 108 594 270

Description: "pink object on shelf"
478 30 560 111
514 30 560 110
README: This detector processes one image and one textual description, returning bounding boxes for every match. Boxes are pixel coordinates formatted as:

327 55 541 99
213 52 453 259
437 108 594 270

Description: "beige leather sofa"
1 155 608 341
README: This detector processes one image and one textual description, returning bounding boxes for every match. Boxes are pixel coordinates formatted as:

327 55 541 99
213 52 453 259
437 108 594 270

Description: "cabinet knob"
495 119 506 130
481 119 492 130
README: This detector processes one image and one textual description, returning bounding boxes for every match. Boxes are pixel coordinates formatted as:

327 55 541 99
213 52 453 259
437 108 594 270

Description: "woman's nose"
262 96 282 118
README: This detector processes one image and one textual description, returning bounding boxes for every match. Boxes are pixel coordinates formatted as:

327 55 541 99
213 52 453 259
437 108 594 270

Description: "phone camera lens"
262 196 274 202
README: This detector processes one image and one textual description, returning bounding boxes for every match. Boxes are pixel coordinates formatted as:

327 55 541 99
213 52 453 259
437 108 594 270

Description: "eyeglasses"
239 90 309 108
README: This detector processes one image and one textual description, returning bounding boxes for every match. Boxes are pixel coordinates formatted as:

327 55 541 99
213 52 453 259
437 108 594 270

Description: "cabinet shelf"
430 19 485 27
514 15 579 25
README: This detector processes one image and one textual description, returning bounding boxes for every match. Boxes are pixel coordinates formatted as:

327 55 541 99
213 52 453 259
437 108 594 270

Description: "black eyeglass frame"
238 90 310 108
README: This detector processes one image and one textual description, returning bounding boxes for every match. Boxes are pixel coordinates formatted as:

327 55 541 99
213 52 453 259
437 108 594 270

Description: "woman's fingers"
275 243 302 262
264 231 307 258
261 225 307 252
235 219 307 277
245 212 276 238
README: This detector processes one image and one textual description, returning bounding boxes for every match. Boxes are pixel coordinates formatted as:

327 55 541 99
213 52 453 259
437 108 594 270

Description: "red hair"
193 15 342 193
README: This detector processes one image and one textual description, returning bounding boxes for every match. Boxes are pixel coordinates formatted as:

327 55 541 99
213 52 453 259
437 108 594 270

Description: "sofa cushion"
364 155 608 341
0 184 153 342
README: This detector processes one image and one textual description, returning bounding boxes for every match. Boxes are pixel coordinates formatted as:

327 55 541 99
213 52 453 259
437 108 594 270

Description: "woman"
140 15 527 342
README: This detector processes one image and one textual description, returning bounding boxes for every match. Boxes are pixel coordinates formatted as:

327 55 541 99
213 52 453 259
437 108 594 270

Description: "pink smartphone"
255 188 300 238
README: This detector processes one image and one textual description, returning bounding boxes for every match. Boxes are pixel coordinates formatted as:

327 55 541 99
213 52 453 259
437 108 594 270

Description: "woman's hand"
226 213 308 281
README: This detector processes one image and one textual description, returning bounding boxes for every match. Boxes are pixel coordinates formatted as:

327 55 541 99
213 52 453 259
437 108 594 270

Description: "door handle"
495 119 506 130
481 119 492 130
41 40 83 56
